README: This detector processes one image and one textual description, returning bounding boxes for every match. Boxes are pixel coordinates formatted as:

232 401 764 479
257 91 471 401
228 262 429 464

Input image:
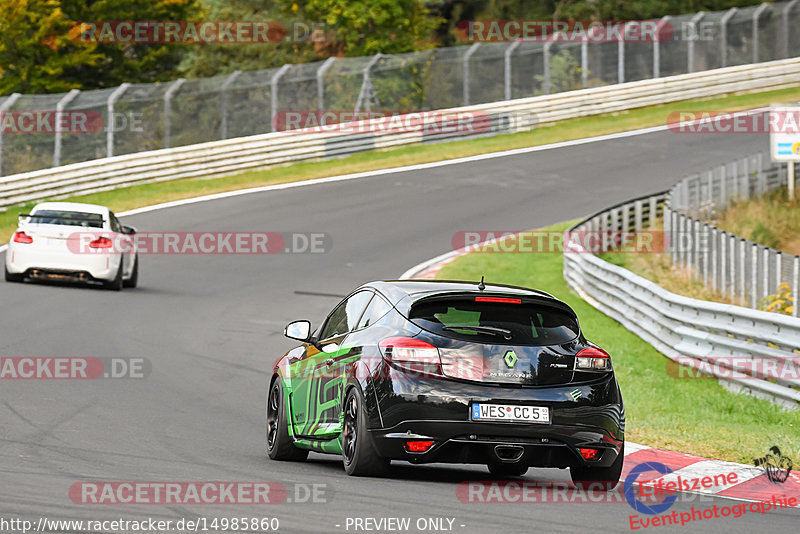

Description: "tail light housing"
576 347 611 370
88 236 113 249
380 337 442 376
580 448 599 460
13 232 33 244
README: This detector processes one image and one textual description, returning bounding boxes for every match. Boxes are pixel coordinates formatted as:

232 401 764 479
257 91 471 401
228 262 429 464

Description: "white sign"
770 105 800 162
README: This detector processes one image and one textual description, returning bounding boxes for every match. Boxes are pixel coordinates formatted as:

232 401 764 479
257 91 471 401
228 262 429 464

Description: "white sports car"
4 202 138 290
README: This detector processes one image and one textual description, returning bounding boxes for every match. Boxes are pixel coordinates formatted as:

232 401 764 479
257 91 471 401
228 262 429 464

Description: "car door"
293 290 374 438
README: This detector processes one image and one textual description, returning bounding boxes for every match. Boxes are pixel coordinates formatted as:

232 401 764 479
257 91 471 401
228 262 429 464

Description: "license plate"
471 403 550 424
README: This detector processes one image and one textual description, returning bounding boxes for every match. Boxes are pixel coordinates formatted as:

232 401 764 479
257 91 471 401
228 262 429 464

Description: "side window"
109 213 122 232
357 294 392 330
318 291 374 340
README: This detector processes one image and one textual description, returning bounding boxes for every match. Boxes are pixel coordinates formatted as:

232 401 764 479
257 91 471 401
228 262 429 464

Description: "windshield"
409 296 579 346
26 210 105 229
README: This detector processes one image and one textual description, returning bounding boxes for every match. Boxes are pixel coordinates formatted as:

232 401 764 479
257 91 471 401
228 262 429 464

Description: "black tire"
570 442 624 490
104 261 123 291
123 256 138 288
488 462 529 478
266 378 308 461
4 265 23 283
342 387 389 477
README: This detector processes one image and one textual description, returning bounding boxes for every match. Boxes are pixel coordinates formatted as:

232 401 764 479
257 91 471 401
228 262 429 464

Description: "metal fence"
665 153 800 316
564 192 800 409
2 1 800 177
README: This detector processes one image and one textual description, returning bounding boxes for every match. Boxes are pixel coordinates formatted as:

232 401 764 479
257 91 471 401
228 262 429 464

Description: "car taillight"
380 337 442 375
88 237 113 249
576 347 611 370
580 448 599 460
13 232 33 244
404 441 435 453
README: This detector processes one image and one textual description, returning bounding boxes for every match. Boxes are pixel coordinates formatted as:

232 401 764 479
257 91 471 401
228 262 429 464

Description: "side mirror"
285 320 312 342
122 225 137 235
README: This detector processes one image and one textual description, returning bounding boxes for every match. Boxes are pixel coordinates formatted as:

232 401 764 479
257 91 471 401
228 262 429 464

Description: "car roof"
30 202 110 216
359 280 571 315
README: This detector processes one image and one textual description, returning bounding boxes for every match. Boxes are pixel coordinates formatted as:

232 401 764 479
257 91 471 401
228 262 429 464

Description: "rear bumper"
367 370 624 468
6 244 118 281
371 420 622 468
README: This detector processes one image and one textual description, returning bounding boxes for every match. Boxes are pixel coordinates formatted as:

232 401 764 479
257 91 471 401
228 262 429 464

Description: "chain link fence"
2 1 800 177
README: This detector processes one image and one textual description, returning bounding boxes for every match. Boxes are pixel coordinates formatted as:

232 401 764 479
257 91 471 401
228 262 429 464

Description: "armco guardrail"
563 192 800 409
2 57 800 210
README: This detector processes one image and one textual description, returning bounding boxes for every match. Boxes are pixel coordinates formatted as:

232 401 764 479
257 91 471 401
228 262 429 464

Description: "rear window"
27 210 104 228
409 297 579 346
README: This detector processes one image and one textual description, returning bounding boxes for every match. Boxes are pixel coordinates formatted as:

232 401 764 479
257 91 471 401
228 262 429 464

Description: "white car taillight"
576 347 611 370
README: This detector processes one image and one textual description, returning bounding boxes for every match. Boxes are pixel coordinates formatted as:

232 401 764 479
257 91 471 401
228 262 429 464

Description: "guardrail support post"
316 57 336 111
270 64 291 130
711 226 718 291
751 243 758 308
163 78 185 149
0 92 21 177
753 3 770 64
462 43 481 106
581 40 589 88
739 238 747 303
763 247 770 302
720 8 737 67
776 251 782 292
220 71 241 140
54 89 80 167
106 83 129 157
504 41 521 101
618 22 628 84
730 234 737 298
687 12 705 73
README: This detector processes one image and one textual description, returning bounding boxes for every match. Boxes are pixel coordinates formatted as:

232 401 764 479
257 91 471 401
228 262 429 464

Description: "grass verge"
434 220 800 464
3 85 800 243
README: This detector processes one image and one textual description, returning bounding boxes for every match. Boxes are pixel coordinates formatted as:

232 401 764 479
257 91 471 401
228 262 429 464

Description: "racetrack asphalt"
1 124 797 533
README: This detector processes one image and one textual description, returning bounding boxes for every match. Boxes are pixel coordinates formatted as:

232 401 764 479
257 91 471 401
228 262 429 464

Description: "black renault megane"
267 279 625 487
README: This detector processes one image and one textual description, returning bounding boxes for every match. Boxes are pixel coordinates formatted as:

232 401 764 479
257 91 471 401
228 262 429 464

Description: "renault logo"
504 350 517 368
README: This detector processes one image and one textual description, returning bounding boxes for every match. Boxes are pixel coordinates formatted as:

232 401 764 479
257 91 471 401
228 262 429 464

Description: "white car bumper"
5 243 119 281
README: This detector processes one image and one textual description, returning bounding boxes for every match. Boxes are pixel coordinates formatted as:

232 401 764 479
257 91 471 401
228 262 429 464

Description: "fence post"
622 204 630 233
219 71 241 140
680 215 688 268
702 224 710 286
634 200 642 232
54 89 80 167
720 230 726 294
0 92 21 177
720 8 737 67
776 251 782 292
653 16 671 78
543 41 553 95
793 256 799 317
742 156 751 199
649 196 658 228
694 220 701 279
753 3 770 64
731 161 738 199
504 41 521 101
711 227 718 291
739 238 746 303
763 246 770 303
581 40 589 88
270 64 291 129
783 0 799 59
687 12 705 73
719 164 727 210
316 57 336 111
106 83 129 157
619 25 626 82
751 243 758 308
163 78 185 149
463 43 481 105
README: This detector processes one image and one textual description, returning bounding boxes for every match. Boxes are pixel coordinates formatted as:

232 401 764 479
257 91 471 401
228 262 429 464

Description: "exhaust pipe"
494 445 524 463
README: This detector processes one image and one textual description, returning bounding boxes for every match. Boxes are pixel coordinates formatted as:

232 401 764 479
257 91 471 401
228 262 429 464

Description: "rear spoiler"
19 213 106 223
